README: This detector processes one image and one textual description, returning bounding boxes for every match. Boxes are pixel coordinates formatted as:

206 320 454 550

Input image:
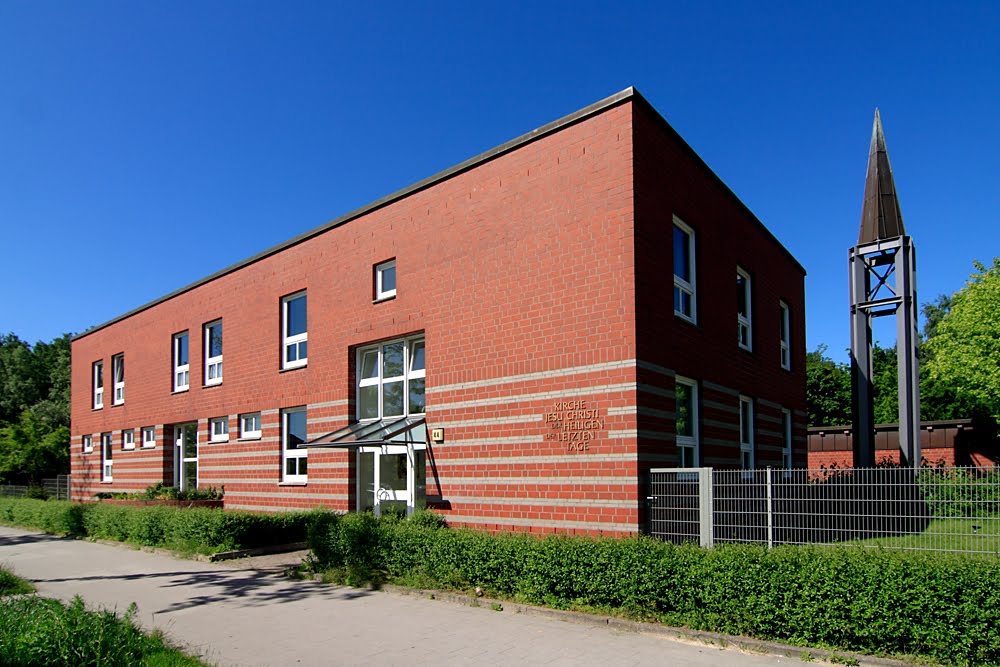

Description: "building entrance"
357 445 426 516
173 423 198 491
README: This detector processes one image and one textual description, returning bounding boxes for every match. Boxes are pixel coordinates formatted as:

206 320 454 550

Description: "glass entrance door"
174 423 198 491
358 445 426 516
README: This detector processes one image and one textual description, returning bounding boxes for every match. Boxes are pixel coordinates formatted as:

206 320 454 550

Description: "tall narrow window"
739 396 754 472
673 217 696 322
675 377 699 468
205 320 223 385
779 301 791 370
142 427 156 449
101 432 113 481
375 259 397 300
782 408 793 470
282 292 308 369
173 332 189 392
357 336 426 420
93 361 104 409
82 434 93 453
282 407 307 482
122 429 135 451
737 268 752 351
111 354 124 405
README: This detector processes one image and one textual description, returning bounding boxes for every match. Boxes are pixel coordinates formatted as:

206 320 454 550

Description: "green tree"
806 345 851 426
0 411 69 484
871 343 899 424
923 258 1000 421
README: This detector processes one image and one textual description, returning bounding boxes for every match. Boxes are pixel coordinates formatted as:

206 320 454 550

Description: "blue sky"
1 1 997 362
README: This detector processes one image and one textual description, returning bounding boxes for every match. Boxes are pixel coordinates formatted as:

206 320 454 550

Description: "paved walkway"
0 526 792 666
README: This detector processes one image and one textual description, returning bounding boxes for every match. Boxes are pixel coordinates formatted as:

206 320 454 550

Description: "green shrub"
24 485 50 501
0 567 34 595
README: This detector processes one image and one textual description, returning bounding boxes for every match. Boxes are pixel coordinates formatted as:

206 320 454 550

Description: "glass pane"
286 410 306 449
358 452 375 512
286 343 298 363
298 341 307 360
208 323 223 357
737 274 748 316
177 335 188 365
740 402 751 445
414 450 426 510
114 356 124 382
673 225 689 281
408 377 425 414
382 341 404 378
95 363 103 388
379 454 407 492
409 340 425 372
286 295 307 336
286 458 296 476
676 383 692 437
360 349 378 379
184 461 198 489
299 457 307 475
382 380 404 417
183 425 198 458
380 264 396 293
779 308 788 338
359 385 379 419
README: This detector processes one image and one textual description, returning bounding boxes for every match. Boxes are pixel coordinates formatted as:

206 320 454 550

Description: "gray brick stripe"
431 382 635 412
427 359 637 395
446 515 636 533
441 495 636 509
439 475 633 486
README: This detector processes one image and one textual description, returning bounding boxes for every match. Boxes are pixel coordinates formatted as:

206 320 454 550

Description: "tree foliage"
0 333 71 483
805 345 851 427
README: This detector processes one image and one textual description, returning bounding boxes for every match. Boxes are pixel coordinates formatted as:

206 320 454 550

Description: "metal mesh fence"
0 475 71 501
649 466 999 555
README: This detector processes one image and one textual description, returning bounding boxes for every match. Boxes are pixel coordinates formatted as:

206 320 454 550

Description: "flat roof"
74 86 804 341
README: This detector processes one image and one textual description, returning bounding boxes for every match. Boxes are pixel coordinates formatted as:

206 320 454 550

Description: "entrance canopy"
303 416 427 449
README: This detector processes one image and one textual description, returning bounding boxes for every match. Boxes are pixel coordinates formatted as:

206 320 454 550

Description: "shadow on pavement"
0 532 71 546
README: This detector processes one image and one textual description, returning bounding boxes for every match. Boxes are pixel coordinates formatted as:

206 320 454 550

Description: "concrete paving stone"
0 525 814 666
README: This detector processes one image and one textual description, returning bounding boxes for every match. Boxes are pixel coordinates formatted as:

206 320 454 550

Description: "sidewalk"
0 526 794 666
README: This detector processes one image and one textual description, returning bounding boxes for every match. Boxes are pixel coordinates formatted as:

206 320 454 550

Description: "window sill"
100 480 113 485
238 436 262 442
203 381 223 389
210 438 229 444
373 294 396 304
278 481 307 487
172 388 189 395
280 364 307 373
111 402 124 408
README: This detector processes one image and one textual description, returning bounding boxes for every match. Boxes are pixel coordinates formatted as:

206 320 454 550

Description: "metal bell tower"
849 110 921 468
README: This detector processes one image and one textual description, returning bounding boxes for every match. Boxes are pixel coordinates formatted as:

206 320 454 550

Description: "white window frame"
141 427 156 449
111 354 124 405
673 216 697 323
356 336 425 421
782 408 793 472
739 395 754 473
779 301 791 370
737 267 753 351
173 332 190 392
93 361 104 409
282 291 308 370
674 376 699 468
204 320 223 386
82 434 93 453
240 412 262 440
282 407 308 483
101 432 113 481
122 429 135 451
210 416 229 442
375 259 397 301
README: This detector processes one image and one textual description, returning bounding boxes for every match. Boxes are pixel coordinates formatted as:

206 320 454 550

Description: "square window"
282 292 308 369
240 412 262 439
375 259 397 300
122 429 135 450
210 417 229 442
111 354 125 405
205 320 223 385
673 217 696 323
173 332 190 391
141 427 156 449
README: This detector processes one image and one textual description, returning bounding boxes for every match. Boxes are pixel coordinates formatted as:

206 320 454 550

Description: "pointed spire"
858 108 906 244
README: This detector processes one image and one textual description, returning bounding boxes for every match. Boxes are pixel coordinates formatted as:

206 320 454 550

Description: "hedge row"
308 512 1000 666
0 497 317 554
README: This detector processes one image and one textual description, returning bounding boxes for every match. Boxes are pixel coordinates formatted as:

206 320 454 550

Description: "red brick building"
71 88 807 535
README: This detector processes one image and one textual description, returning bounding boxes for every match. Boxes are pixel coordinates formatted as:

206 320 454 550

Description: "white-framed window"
173 332 190 392
111 353 124 405
357 336 425 420
739 396 754 472
92 361 104 409
204 320 223 385
737 267 752 351
210 416 229 442
375 259 397 301
673 217 697 322
142 427 156 449
282 407 307 482
122 429 135 451
82 434 93 453
782 408 793 471
240 412 262 439
675 376 699 468
282 291 308 369
101 432 113 481
779 301 791 370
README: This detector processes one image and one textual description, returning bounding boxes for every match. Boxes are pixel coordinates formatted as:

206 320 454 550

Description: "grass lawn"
845 517 1000 555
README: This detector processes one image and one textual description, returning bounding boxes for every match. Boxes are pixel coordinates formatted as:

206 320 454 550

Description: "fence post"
699 467 714 548
766 467 774 549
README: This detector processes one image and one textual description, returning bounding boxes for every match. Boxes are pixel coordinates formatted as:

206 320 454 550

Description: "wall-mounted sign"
544 399 604 452
430 428 445 443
